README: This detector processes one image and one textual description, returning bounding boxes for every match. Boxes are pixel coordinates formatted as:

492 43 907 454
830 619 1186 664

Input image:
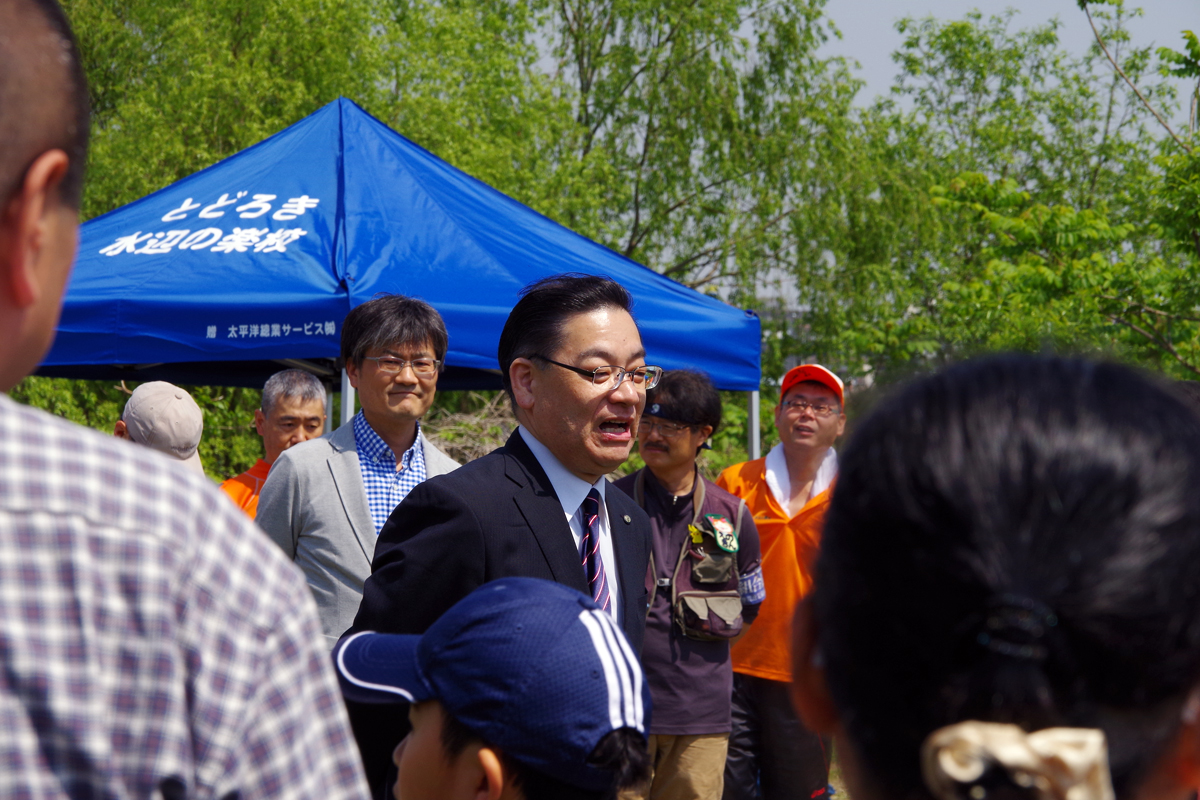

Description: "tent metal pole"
323 381 334 434
749 390 760 460
340 368 355 428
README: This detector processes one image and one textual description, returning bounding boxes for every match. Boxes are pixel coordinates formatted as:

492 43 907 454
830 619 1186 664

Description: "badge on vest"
705 514 738 553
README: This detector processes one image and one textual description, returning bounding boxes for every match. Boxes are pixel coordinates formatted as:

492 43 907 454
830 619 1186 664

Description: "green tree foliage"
540 0 857 291
12 0 1200 474
69 0 386 220
779 2 1186 389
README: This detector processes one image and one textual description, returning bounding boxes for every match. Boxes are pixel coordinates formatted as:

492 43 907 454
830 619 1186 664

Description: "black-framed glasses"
781 397 840 417
641 419 693 438
533 355 663 390
363 356 442 378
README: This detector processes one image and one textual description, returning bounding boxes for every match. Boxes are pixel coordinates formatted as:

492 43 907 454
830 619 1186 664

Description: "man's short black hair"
0 0 90 208
340 294 448 367
644 369 722 436
497 274 634 401
441 709 649 800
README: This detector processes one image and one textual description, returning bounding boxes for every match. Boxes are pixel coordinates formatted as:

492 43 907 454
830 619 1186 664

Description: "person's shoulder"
219 470 254 501
0 397 308 608
277 432 338 466
263 434 341 488
716 457 766 487
418 432 460 474
220 462 260 489
434 444 510 482
611 470 638 496
604 477 648 524
701 474 744 505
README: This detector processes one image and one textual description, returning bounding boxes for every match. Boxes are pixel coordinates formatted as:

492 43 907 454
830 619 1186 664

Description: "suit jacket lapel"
326 423 377 564
605 485 644 618
504 431 589 593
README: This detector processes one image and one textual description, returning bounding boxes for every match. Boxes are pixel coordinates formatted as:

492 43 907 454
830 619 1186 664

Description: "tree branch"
1099 294 1200 323
1082 4 1191 153
1107 314 1200 377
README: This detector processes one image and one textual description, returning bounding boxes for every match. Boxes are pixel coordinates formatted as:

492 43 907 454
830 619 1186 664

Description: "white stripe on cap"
578 609 645 732
335 631 417 702
592 609 637 729
605 609 645 731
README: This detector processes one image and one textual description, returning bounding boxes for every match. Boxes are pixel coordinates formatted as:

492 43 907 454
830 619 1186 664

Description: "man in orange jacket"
221 369 327 518
717 364 845 800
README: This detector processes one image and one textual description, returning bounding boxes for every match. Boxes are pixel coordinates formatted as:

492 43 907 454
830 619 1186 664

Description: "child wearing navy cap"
335 577 651 800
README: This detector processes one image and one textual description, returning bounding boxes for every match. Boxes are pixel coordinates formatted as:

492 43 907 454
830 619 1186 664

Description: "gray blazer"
256 422 459 647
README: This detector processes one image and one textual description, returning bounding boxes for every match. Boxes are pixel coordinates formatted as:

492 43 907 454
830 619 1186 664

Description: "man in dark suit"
346 273 659 793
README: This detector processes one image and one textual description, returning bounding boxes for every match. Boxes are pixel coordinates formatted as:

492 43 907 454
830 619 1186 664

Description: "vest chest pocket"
690 545 736 584
676 590 744 641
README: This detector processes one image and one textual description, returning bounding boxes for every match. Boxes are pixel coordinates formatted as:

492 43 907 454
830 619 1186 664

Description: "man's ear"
113 419 130 440
0 149 71 310
475 746 511 800
790 598 840 735
253 408 266 436
344 359 361 389
509 358 536 413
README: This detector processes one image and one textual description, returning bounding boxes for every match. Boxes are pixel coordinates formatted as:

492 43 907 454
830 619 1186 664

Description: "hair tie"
922 722 1114 800
976 594 1058 661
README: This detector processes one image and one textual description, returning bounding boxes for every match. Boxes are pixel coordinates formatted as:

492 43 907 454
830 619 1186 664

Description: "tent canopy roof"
42 98 761 391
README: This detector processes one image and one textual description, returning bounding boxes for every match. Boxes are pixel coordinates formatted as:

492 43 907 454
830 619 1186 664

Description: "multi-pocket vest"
633 470 747 642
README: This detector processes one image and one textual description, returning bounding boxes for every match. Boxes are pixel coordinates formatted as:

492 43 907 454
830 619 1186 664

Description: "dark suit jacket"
345 430 652 795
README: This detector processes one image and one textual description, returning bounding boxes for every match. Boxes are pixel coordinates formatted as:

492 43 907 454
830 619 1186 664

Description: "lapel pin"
623 515 632 524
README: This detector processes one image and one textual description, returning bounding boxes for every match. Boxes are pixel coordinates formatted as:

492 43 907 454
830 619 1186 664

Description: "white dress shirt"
519 426 621 621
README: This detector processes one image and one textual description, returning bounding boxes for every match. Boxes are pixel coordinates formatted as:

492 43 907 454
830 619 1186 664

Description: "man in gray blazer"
257 295 459 647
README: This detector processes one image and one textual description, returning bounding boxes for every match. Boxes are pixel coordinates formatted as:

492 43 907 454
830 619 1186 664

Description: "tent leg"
749 390 761 460
323 381 334 434
340 368 355 428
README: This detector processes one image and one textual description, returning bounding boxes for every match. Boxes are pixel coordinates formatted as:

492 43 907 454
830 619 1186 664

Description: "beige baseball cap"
122 382 205 475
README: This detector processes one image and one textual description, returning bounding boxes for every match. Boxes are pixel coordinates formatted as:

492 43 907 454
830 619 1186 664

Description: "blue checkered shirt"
0 395 369 799
353 411 428 533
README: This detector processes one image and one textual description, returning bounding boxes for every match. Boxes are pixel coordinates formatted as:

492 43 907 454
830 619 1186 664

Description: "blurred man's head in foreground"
0 0 89 390
793 355 1200 800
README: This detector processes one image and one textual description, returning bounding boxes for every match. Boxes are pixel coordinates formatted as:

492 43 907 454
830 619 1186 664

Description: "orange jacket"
717 458 831 683
219 458 271 520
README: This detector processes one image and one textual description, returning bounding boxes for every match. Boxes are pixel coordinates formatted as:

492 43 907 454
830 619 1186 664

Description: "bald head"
0 0 89 208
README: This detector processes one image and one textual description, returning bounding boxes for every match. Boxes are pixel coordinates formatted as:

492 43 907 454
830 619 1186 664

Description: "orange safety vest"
717 458 831 683
219 458 271 520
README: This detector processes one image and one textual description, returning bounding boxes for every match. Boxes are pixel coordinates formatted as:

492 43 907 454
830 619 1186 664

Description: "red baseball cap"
779 364 844 405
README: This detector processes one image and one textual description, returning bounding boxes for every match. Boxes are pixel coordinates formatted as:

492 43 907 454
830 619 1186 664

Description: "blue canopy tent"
39 98 763 453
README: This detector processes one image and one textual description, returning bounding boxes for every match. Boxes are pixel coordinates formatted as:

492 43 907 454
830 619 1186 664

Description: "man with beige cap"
113 380 205 475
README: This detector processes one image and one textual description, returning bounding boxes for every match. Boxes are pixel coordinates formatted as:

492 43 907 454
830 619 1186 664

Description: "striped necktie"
580 488 611 612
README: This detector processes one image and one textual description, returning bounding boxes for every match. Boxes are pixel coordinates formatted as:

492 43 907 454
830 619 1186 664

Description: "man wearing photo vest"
614 369 763 800
716 364 845 800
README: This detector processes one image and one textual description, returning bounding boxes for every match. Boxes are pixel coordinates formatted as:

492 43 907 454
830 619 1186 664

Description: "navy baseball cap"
334 578 649 792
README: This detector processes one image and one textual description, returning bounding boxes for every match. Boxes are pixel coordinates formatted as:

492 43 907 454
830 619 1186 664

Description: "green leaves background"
14 0 1200 477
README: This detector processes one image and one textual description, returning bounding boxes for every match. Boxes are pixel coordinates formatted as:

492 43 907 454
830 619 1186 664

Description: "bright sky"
817 0 1197 123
